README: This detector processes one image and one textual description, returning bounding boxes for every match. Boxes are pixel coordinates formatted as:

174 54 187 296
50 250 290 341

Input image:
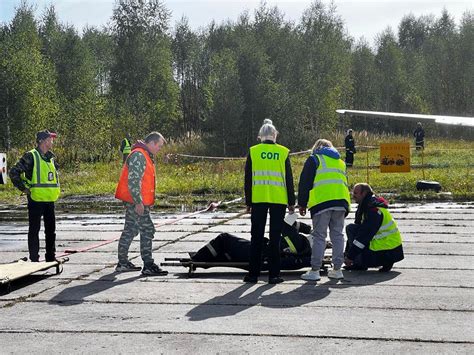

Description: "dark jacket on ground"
10 148 58 193
191 221 313 270
298 147 350 217
280 221 312 256
346 193 404 266
244 140 295 207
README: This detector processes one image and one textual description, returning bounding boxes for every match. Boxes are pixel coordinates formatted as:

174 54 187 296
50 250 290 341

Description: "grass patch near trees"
1 135 472 207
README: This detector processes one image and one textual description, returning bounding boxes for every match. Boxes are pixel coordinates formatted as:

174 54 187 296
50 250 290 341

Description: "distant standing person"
115 131 168 276
298 139 351 281
413 122 425 150
120 134 132 163
10 130 60 262
244 119 296 284
344 129 356 167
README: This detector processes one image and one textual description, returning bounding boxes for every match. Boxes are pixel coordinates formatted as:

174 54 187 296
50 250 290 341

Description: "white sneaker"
301 269 321 281
328 269 344 279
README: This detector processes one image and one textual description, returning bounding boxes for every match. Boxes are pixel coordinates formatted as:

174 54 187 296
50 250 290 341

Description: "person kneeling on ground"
190 213 316 271
344 183 404 272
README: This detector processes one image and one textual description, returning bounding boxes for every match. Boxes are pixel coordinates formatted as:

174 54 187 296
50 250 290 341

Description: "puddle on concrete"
0 194 245 221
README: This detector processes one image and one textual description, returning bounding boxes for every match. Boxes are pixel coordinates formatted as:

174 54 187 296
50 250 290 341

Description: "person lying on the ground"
344 183 404 272
189 214 328 271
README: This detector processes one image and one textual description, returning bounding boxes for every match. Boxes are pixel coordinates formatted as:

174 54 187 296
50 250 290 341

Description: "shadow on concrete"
0 274 52 296
48 272 142 306
186 282 276 321
262 271 401 308
186 270 400 321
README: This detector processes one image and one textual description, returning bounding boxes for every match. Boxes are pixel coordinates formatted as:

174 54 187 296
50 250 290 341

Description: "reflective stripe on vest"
307 154 350 210
24 149 60 202
369 208 402 251
250 144 289 204
122 138 131 154
205 242 218 257
283 236 298 254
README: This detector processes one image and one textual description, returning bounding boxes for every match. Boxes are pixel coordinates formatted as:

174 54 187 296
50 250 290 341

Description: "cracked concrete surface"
1 203 473 353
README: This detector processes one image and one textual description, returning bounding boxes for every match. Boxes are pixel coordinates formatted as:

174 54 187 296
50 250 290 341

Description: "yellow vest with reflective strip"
250 143 289 204
369 207 402 251
307 154 350 209
122 138 131 154
23 149 60 202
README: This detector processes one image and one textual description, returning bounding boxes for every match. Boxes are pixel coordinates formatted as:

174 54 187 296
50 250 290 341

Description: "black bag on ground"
416 180 442 192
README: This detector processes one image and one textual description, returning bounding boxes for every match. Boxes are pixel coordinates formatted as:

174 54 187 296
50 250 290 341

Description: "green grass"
1 135 472 206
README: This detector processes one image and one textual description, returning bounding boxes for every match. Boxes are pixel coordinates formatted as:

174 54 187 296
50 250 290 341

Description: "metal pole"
366 148 369 184
422 147 425 180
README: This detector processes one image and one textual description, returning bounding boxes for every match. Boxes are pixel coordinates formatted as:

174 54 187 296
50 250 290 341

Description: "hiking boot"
243 274 258 283
328 269 344 280
141 263 168 276
379 263 393 272
268 276 284 284
115 261 141 272
301 269 321 281
45 255 58 263
343 264 368 271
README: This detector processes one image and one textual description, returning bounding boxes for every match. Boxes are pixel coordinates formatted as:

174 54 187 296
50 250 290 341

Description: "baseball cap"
36 130 57 142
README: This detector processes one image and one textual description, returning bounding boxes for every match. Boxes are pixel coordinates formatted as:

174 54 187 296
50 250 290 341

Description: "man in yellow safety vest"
344 183 404 272
10 130 60 262
120 134 132 163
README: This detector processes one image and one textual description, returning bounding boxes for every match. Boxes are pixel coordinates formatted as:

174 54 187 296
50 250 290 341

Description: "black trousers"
345 151 354 167
27 198 56 262
249 203 286 278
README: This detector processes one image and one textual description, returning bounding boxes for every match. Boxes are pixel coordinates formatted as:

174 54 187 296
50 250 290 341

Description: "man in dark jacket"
190 214 315 271
10 130 59 262
344 183 404 272
413 122 425 150
344 129 356 167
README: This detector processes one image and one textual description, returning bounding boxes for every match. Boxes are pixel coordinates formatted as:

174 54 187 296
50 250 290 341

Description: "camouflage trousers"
118 204 156 266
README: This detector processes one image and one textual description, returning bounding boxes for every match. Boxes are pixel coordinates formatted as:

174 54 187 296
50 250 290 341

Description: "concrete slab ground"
1 202 473 353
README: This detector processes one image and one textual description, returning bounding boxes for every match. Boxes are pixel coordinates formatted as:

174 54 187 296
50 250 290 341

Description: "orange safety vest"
115 147 156 206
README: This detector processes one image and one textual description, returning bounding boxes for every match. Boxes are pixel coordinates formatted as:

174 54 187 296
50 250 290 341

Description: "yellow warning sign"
380 143 411 173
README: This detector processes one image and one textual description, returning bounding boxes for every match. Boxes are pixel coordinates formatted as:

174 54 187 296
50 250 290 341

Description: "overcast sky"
1 0 472 44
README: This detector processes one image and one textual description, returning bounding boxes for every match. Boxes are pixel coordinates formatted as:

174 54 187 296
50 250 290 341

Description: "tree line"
0 0 472 161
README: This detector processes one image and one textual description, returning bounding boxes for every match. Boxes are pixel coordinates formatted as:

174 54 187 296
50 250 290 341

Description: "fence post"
421 147 425 180
366 148 369 184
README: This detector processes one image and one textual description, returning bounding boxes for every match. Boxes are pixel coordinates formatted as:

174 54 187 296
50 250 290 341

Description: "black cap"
36 130 57 142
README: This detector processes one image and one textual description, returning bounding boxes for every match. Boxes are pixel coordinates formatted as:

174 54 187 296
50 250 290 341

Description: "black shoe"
243 274 258 283
268 276 284 284
45 255 57 262
115 261 142 272
142 263 168 276
343 264 368 271
379 263 393 272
